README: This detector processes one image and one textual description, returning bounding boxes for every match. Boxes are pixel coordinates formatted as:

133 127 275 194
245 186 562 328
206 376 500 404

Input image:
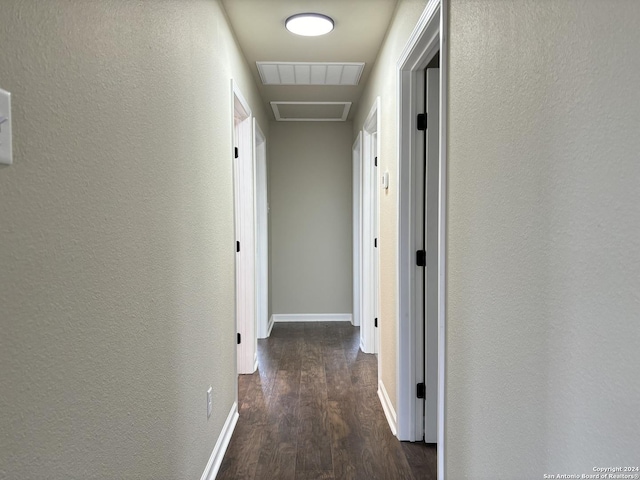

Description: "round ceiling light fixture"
285 13 334 37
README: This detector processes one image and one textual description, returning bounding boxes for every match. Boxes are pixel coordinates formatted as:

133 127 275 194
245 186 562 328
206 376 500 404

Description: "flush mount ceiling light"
285 13 334 37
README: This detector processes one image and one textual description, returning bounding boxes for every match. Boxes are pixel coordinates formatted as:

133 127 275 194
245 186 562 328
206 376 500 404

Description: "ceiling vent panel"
310 65 326 85
257 62 365 86
295 64 311 84
325 65 344 84
278 64 295 84
341 64 364 85
271 102 352 122
259 64 280 84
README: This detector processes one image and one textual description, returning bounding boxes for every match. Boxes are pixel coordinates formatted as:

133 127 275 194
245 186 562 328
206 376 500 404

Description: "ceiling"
221 0 399 121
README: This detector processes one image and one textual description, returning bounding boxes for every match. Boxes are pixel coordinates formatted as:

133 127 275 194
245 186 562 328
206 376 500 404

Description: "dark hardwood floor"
217 322 436 480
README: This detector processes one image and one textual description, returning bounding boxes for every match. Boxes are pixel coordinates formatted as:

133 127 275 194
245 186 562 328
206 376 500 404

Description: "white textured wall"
0 1 267 478
269 122 353 315
353 0 429 411
447 1 640 478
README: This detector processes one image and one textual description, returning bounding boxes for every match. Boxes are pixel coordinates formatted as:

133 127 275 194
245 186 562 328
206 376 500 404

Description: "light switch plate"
0 88 12 165
381 171 389 190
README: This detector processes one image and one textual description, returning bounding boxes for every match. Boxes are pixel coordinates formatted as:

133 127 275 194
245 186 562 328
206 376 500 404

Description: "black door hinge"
416 250 426 266
234 147 239 159
236 241 240 253
374 318 378 328
374 238 378 248
237 333 241 344
417 383 425 399
375 156 378 167
417 113 427 131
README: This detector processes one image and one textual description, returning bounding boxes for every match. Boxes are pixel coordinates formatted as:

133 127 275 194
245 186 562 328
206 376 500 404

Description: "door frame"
396 1 447 478
352 132 363 327
361 98 381 356
232 80 257 375
254 119 270 339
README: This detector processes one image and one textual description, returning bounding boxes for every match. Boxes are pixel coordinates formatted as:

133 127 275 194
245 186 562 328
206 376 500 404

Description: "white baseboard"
378 379 398 436
267 315 275 336
272 313 353 323
200 401 239 480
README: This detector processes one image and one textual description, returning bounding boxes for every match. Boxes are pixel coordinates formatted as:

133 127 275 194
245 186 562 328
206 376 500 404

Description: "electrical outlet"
206 387 212 418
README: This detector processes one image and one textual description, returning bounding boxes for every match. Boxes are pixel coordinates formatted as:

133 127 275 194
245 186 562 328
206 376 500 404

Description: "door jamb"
396 1 447 479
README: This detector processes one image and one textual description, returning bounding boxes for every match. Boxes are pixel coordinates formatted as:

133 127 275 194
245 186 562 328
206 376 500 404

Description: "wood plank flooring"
218 322 436 480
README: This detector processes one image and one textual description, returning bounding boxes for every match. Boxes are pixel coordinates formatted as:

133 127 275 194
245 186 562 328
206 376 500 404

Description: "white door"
352 133 362 327
361 99 380 355
424 67 440 443
372 132 379 356
360 129 373 353
254 120 269 339
233 82 257 375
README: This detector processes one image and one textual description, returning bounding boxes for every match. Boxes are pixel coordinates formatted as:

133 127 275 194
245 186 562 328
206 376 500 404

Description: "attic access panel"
257 62 365 86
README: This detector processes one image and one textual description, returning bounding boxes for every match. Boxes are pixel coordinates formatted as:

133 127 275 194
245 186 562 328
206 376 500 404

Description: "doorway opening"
396 1 447 478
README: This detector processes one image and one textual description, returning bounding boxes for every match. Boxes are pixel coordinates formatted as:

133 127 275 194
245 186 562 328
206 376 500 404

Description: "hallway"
218 322 435 480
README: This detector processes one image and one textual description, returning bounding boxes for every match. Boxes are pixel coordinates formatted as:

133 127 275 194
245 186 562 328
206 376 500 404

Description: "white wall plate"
0 88 13 165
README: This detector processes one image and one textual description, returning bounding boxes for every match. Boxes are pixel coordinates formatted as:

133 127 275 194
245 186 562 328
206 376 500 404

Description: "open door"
372 131 380 357
232 81 257 375
361 98 380 356
352 133 362 327
423 66 440 443
254 120 270 339
413 63 441 443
